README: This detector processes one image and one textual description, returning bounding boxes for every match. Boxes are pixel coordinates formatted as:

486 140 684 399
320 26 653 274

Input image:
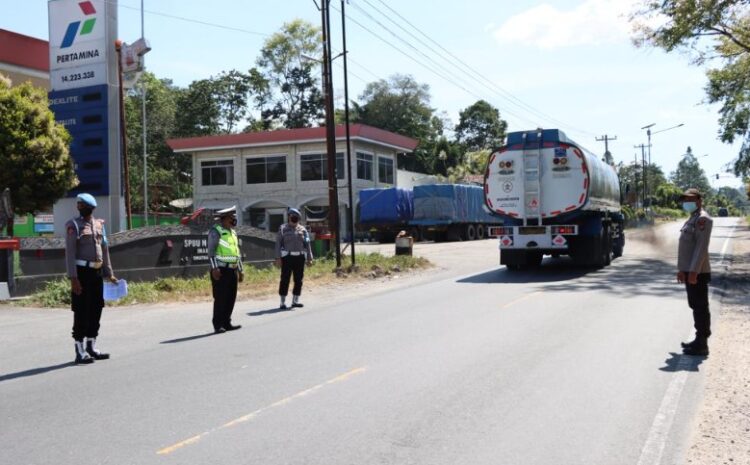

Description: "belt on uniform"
75 259 103 269
283 251 303 256
217 262 238 268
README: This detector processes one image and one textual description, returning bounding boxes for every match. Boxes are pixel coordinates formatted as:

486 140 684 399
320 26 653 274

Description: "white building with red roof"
0 29 50 89
167 124 419 236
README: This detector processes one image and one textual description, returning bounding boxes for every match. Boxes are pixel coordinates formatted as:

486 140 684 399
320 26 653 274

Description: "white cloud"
493 0 636 49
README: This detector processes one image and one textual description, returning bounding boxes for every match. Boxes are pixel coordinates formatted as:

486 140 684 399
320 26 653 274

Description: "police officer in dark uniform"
64 193 118 364
677 188 713 356
275 208 313 309
207 206 243 333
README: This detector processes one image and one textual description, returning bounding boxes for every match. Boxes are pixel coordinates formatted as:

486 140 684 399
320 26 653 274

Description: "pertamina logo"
60 1 97 48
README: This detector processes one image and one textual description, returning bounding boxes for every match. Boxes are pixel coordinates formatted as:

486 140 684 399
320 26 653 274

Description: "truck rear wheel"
465 224 477 241
612 223 624 258
476 224 486 240
447 225 463 242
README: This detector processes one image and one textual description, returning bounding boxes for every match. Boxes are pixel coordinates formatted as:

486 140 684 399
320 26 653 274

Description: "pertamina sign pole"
48 0 124 234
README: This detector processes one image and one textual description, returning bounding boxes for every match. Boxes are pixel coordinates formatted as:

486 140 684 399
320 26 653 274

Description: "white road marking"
636 219 737 465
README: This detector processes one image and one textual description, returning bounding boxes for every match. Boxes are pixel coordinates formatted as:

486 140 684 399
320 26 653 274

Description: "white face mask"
682 201 698 213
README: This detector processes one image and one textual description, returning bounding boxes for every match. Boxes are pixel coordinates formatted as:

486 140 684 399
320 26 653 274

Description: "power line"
333 3 542 127
363 0 598 137
115 1 268 37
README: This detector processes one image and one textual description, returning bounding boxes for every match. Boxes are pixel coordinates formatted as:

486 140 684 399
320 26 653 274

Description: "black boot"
682 338 709 356
75 341 94 364
681 338 699 349
86 338 110 360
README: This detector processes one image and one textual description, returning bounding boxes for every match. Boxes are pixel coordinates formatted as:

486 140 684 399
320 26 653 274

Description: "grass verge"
22 252 431 308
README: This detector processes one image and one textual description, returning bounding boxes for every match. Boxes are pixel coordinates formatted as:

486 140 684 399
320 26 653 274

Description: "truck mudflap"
488 225 578 249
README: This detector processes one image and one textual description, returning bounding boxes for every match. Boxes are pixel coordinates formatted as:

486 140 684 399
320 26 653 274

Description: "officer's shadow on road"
659 352 706 372
247 307 296 317
160 332 217 344
0 361 73 383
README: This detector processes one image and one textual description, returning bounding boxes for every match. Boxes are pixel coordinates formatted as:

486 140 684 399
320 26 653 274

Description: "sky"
2 0 745 190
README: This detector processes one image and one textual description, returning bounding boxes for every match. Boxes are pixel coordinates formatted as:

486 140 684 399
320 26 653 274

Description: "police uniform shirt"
678 209 713 274
275 223 313 260
207 226 243 272
64 216 114 278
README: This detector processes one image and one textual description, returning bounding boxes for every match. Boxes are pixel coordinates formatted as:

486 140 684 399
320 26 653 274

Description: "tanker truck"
483 129 624 270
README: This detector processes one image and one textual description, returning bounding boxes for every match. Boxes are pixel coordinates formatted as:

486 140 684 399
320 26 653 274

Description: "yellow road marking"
500 291 542 309
156 366 367 456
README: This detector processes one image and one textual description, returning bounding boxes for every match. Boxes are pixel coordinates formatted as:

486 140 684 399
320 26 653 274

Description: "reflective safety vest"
214 225 240 263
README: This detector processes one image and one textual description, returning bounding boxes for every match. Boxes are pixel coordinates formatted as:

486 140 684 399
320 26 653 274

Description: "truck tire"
409 226 422 242
528 252 543 268
465 224 477 241
612 224 624 258
476 224 486 240
447 225 463 242
602 224 612 267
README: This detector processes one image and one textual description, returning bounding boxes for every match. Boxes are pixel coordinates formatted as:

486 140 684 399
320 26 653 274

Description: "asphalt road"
0 217 739 465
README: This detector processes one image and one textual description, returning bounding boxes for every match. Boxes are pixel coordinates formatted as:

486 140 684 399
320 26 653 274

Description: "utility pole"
340 0 355 266
141 0 148 227
320 0 342 267
595 134 617 164
634 144 648 207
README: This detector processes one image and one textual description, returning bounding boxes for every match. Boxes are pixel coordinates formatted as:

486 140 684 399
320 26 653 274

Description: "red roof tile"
0 29 49 72
168 124 419 153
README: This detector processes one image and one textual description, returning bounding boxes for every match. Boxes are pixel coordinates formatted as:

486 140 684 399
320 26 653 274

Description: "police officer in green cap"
64 193 118 364
677 188 713 356
207 206 243 333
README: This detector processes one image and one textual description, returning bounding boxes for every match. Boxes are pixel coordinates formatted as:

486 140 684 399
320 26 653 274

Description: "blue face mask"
682 201 698 213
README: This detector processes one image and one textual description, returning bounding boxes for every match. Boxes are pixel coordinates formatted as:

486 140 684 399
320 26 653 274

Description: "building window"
201 159 234 186
357 152 374 181
244 208 267 229
300 153 345 181
378 156 394 184
246 155 287 184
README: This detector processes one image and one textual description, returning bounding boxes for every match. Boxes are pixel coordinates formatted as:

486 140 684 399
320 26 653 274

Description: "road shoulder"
685 220 750 465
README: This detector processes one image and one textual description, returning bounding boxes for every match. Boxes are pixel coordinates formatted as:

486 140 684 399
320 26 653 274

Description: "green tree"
352 74 435 141
454 100 508 151
174 78 221 137
670 146 713 194
654 182 684 209
0 75 76 233
630 1 750 176
256 19 323 129
125 73 189 213
212 69 252 134
352 74 440 173
446 149 491 183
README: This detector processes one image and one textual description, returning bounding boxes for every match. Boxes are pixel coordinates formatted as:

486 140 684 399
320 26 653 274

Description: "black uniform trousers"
684 272 711 339
71 266 104 341
211 267 238 330
279 255 305 296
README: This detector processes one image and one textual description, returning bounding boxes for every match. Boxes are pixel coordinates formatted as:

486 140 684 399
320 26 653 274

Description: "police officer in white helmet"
207 206 243 333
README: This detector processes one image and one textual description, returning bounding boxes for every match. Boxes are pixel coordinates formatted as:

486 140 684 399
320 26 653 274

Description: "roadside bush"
652 207 686 220
37 279 70 307
22 253 430 308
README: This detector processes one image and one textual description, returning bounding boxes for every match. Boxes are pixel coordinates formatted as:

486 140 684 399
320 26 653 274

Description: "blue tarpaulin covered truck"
358 184 502 242
410 184 502 241
359 188 415 243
